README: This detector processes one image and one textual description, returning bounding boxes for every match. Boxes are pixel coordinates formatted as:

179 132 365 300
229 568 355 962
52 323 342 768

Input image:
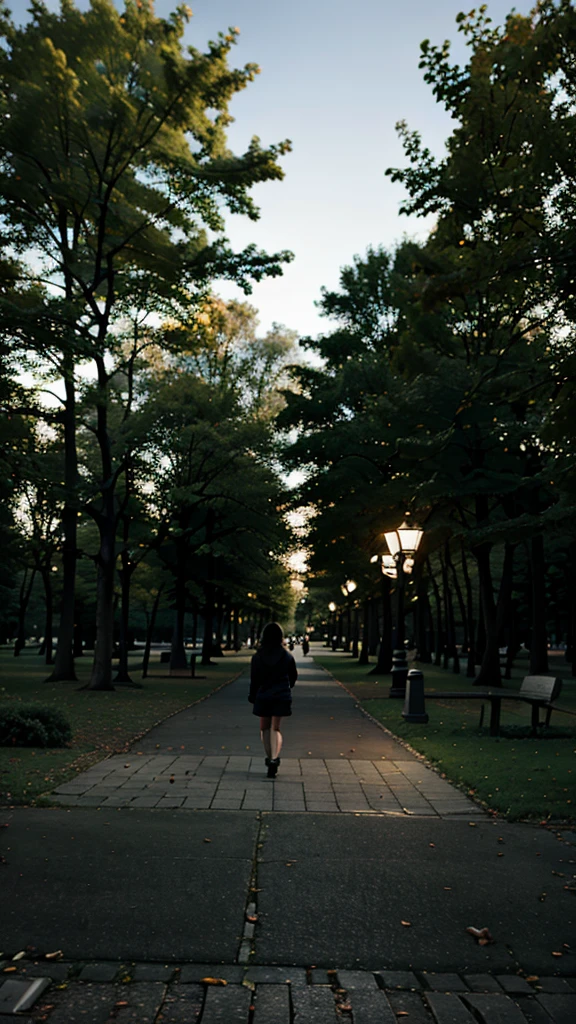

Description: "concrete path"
51 654 480 817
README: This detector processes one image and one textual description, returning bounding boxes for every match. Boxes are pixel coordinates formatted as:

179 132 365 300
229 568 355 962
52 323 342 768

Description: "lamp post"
340 580 357 653
328 601 337 650
383 522 423 698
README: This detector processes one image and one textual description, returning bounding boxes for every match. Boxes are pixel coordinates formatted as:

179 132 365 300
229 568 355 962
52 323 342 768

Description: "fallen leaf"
242 980 256 991
396 1013 409 1018
339 1003 352 1012
443 887 451 891
124 764 130 769
3 967 17 973
468 822 477 827
246 914 257 923
551 951 563 957
203 838 212 843
169 775 175 784
45 951 63 961
466 926 494 945
202 977 228 985
429 843 435 848
115 1001 129 1007
526 975 539 982
401 920 411 927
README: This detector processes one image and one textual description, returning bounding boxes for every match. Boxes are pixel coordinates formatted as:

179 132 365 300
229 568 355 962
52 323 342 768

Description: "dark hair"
260 622 284 648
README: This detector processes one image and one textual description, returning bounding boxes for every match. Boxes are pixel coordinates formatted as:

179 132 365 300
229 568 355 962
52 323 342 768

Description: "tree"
0 0 292 688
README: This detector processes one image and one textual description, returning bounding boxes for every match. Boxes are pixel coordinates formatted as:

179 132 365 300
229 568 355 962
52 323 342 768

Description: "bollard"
402 669 429 723
389 648 409 698
190 653 196 678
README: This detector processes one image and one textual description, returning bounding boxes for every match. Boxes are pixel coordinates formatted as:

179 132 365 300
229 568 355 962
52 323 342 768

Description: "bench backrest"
520 675 562 702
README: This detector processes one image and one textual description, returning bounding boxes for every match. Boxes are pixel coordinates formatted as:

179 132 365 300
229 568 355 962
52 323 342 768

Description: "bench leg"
478 704 485 729
531 703 541 735
490 699 501 737
545 705 552 728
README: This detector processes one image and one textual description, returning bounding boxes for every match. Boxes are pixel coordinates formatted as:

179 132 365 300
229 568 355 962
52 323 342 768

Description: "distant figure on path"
249 622 297 778
301 635 310 656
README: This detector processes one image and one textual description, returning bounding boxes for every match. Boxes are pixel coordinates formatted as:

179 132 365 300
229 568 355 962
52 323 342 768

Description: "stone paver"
52 754 482 817
252 984 291 1023
425 991 477 1022
463 993 530 1022
1 965 576 1023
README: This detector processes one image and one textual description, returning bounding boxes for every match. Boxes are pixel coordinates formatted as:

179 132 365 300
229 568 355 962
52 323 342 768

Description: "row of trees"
287 0 576 685
1 1 298 688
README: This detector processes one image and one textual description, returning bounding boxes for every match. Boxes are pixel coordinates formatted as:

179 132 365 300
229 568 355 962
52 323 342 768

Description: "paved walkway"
52 654 480 817
2 647 575 1022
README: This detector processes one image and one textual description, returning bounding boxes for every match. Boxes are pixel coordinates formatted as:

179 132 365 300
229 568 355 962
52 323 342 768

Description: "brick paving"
1 960 575 1022
52 753 481 817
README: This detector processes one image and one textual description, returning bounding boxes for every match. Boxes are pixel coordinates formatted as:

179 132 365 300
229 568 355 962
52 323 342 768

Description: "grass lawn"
313 649 576 824
0 648 250 806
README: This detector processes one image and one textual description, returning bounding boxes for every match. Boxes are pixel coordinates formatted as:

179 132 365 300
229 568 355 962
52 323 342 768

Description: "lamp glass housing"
384 530 401 555
398 523 423 553
328 601 337 612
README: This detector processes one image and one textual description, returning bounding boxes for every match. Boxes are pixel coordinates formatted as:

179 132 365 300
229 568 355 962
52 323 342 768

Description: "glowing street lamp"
340 580 357 653
327 601 337 648
383 522 424 697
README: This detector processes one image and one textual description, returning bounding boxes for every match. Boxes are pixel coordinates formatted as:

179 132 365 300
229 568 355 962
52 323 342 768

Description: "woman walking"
249 622 297 778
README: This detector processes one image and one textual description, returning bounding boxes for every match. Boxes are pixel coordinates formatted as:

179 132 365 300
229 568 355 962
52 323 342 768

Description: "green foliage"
0 702 72 747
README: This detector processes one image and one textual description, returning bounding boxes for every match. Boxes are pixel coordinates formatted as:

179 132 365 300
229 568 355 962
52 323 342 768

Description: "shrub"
0 703 72 747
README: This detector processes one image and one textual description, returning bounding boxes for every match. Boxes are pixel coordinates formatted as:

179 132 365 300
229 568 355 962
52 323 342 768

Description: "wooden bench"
425 675 567 737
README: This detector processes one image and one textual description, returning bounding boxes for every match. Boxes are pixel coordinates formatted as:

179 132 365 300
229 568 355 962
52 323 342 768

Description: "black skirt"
253 697 292 718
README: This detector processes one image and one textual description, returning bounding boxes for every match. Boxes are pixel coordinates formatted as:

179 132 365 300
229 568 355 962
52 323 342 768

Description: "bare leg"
260 716 272 759
270 716 283 760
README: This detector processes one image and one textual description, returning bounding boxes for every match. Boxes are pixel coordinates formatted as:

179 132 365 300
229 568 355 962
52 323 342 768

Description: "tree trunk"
369 577 393 675
87 518 116 690
427 560 444 667
473 542 515 688
358 599 370 665
48 373 78 681
529 533 549 674
201 582 215 666
170 565 188 670
141 585 164 680
233 605 240 650
114 552 134 683
415 579 432 663
40 567 53 665
369 599 379 655
460 543 476 678
225 602 233 649
344 605 351 652
442 543 460 674
473 542 500 686
448 543 468 665
73 601 84 657
352 605 359 658
14 568 36 656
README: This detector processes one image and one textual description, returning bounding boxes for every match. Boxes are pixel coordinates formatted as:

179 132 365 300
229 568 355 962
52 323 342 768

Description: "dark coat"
249 647 298 704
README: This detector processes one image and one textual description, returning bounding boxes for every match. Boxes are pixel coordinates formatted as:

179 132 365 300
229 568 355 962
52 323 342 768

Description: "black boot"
267 758 280 779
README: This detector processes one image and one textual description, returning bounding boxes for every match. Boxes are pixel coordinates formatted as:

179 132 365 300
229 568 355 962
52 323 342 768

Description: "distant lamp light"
381 555 397 578
341 579 357 597
328 601 337 612
369 554 379 564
